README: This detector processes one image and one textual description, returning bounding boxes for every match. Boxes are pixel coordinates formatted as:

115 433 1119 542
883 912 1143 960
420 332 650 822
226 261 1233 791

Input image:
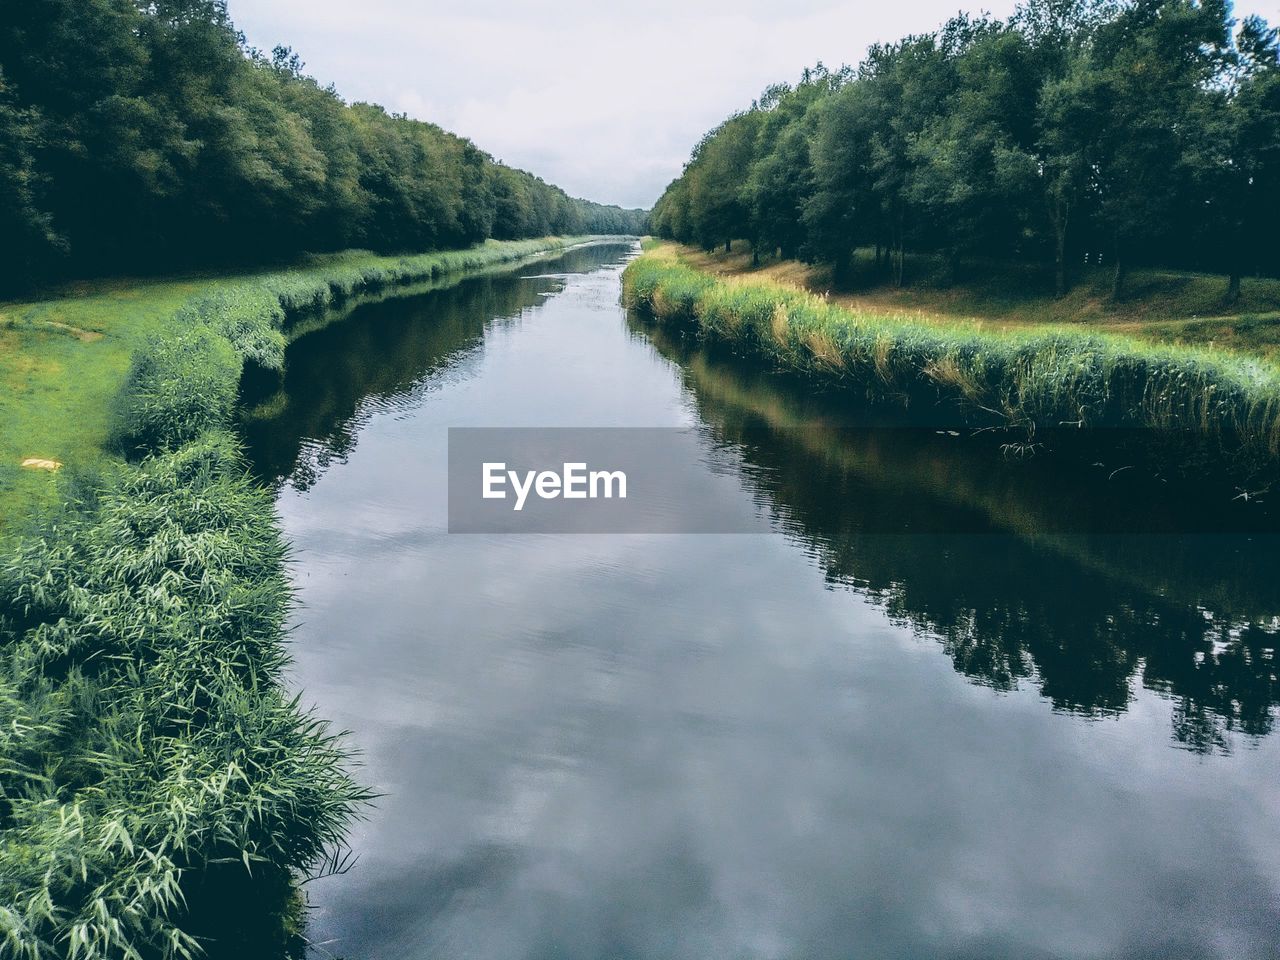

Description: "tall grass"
622 253 1280 469
113 237 595 456
0 434 368 959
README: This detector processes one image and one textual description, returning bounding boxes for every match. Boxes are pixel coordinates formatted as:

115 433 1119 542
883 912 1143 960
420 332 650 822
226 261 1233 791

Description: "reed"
108 237 600 458
622 252 1280 469
0 433 370 959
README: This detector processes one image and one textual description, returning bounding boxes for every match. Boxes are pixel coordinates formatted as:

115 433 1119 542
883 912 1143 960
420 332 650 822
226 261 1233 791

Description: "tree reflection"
240 244 629 488
637 314 1280 753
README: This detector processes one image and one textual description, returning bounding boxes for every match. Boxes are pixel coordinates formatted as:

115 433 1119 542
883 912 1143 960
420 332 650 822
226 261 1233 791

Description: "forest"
649 0 1280 300
0 0 646 292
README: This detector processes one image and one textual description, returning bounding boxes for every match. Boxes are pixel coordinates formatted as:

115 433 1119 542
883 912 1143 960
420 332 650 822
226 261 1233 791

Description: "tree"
652 0 1276 297
1190 15 1280 301
1087 0 1231 298
0 0 646 292
743 67 845 263
0 69 62 278
683 111 761 252
909 19 1042 279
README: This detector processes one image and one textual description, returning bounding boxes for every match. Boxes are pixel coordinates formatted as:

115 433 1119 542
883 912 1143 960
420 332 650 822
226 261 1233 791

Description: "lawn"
0 275 212 527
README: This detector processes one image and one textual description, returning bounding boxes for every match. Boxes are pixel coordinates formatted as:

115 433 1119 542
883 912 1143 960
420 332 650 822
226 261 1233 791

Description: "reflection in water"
635 319 1280 753
240 243 632 489
241 242 1280 959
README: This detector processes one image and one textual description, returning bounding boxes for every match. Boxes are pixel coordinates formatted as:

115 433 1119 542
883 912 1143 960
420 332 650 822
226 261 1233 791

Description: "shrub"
114 327 242 455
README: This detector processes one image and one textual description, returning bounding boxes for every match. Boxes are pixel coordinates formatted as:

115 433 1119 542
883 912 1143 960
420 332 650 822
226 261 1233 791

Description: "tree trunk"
1054 218 1068 298
752 245 760 267
1225 271 1241 305
893 210 906 288
1049 194 1070 298
942 249 959 287
724 239 731 254
1110 236 1126 300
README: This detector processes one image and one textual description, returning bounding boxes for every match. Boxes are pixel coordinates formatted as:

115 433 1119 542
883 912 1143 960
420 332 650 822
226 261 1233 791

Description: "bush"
115 327 242 455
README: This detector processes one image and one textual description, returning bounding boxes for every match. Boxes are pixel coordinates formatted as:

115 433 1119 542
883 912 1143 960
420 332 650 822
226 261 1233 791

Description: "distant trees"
0 0 645 291
649 0 1280 300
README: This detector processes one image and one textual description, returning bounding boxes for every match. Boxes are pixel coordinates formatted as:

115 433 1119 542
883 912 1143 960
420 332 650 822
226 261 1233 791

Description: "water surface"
242 242 1280 960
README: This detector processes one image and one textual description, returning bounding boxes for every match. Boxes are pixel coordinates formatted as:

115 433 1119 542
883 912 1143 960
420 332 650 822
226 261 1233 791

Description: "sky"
226 0 1280 211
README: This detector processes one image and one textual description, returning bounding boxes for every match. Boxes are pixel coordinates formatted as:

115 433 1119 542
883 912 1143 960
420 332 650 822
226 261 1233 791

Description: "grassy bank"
622 243 1280 475
0 237 596 533
674 242 1280 359
637 316 1280 748
0 236 605 959
0 435 364 959
637 313 1280 630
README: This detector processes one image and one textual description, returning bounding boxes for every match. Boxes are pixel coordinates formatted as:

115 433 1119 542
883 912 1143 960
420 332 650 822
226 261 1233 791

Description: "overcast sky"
226 0 1280 210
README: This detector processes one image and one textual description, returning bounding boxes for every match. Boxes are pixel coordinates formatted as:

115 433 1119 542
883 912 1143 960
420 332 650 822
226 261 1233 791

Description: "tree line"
649 0 1280 300
0 0 646 292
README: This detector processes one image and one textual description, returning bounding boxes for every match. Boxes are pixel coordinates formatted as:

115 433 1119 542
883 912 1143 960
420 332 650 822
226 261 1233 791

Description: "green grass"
0 433 370 959
0 279 203 527
674 242 1280 358
0 237 595 535
623 245 1280 472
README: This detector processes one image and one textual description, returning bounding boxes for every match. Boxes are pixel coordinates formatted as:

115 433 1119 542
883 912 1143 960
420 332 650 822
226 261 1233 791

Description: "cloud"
226 0 1280 209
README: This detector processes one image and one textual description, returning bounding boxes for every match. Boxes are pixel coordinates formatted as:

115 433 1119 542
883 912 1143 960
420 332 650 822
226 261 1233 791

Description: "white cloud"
226 0 1280 209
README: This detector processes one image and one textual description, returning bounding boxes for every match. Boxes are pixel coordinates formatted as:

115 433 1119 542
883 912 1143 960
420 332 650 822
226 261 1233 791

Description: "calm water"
241 242 1280 960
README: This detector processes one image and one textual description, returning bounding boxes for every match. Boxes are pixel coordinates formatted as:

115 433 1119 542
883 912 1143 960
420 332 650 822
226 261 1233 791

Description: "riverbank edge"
621 243 1280 477
0 235 614 959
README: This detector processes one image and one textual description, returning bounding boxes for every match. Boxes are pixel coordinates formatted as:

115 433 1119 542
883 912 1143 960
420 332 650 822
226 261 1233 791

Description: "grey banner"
448 427 768 533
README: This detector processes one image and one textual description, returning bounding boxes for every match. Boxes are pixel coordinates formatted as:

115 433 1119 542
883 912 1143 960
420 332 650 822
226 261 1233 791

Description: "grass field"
674 242 1280 359
0 276 205 525
0 238 594 533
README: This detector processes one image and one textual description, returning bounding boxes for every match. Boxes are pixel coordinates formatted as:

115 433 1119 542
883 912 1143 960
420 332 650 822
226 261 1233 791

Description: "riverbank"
622 242 1280 481
0 236 611 959
635 311 1280 638
0 237 600 534
672 242 1280 359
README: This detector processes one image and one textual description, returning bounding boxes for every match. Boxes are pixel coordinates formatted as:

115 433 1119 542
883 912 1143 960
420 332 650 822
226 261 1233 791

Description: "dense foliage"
0 1 645 290
649 0 1280 299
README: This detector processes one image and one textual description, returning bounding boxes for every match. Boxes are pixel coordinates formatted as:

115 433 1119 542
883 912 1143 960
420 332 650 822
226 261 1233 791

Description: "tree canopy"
0 0 646 291
649 0 1280 299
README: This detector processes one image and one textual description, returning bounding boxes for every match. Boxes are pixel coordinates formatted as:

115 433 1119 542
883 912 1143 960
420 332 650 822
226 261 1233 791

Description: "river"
239 241 1280 959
